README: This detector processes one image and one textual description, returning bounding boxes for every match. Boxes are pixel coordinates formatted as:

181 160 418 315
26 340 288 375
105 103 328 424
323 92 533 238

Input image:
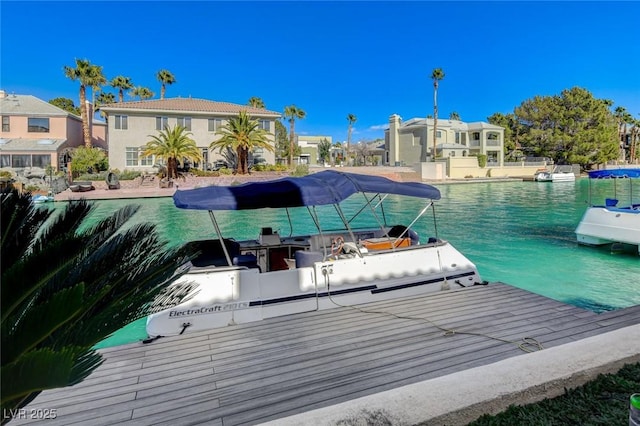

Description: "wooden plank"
12 283 638 426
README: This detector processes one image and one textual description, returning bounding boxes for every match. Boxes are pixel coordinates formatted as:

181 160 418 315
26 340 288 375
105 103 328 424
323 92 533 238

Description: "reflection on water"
63 178 640 348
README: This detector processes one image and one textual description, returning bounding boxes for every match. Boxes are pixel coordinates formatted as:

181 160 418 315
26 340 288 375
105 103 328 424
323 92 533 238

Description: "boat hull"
575 206 640 251
146 242 481 337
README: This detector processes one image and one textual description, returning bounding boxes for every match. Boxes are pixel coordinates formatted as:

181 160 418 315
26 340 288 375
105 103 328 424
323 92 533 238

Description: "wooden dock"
12 283 640 426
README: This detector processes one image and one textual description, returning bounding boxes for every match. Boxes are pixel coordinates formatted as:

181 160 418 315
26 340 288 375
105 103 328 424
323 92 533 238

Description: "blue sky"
1 1 639 143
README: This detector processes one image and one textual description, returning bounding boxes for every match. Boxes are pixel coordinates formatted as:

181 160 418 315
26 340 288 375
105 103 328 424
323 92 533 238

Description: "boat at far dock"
575 168 640 254
535 166 576 182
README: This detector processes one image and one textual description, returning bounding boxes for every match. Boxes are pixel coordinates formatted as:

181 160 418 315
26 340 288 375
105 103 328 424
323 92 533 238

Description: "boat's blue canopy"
588 169 640 179
173 170 441 210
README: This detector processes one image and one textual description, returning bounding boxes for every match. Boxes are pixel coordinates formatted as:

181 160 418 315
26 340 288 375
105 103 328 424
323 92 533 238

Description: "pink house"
0 90 105 171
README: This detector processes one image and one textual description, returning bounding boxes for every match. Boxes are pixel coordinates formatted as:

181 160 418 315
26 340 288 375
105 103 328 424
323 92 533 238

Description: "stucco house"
0 90 104 172
296 135 333 165
99 98 281 171
385 114 505 166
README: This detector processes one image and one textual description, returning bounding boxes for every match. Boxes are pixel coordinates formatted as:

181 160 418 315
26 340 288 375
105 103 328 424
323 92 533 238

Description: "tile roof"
0 94 79 118
0 138 67 152
99 98 281 117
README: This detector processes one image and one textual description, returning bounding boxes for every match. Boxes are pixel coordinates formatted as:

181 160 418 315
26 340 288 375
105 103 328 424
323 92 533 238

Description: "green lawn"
469 362 639 426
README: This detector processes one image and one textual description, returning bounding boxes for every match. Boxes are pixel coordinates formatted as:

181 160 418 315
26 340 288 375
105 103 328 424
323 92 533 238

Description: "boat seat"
233 254 261 271
388 224 420 245
295 250 323 268
605 198 618 207
187 239 241 267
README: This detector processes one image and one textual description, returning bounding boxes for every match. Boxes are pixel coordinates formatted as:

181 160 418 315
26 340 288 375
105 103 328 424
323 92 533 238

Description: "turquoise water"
70 178 639 348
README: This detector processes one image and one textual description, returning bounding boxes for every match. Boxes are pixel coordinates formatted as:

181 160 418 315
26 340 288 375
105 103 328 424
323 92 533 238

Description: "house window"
28 117 50 133
115 115 128 130
472 132 480 140
1 116 9 132
259 120 270 131
1 155 10 167
125 147 139 166
156 116 168 130
140 154 154 166
450 151 456 157
32 155 51 168
455 132 460 144
487 132 499 140
177 117 192 131
12 154 31 167
208 118 222 132
209 118 222 132
436 130 442 138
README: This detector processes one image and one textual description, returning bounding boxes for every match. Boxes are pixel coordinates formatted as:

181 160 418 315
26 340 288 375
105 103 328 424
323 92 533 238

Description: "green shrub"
291 164 309 177
0 170 12 178
219 168 232 175
71 147 108 176
24 184 41 192
477 154 487 168
118 170 142 180
191 169 220 177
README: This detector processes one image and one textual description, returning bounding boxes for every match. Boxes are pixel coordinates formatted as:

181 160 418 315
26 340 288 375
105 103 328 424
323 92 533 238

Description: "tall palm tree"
247 97 265 109
210 110 275 175
429 68 445 162
64 59 106 148
110 76 134 102
449 111 461 121
346 113 357 162
1 190 194 418
156 69 176 100
284 105 306 166
130 86 154 100
143 125 202 180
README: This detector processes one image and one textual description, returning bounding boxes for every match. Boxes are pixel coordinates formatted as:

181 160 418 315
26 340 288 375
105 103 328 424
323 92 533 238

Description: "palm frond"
2 284 85 365
0 346 100 407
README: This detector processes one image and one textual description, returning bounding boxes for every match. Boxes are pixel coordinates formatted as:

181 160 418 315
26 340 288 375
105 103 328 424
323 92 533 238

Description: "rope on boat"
321 268 543 354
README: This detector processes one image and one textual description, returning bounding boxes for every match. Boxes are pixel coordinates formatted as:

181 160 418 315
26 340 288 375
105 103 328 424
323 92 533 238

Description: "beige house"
100 98 281 171
0 90 104 171
385 114 505 166
296 135 332 165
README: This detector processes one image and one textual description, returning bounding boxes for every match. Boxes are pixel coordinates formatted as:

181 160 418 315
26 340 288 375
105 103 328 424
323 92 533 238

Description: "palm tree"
346 113 357 164
1 190 194 419
247 97 265 109
63 59 106 148
95 91 115 120
143 125 202 180
449 111 461 121
156 69 176 100
284 105 306 166
110 76 134 102
130 86 154 100
429 68 445 161
210 110 275 175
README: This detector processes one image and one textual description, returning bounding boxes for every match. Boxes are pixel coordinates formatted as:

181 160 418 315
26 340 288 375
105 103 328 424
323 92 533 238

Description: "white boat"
32 194 54 203
535 169 576 182
145 171 482 339
575 168 640 254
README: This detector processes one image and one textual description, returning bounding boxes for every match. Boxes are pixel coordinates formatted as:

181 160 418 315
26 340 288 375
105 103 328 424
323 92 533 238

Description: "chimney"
388 114 401 165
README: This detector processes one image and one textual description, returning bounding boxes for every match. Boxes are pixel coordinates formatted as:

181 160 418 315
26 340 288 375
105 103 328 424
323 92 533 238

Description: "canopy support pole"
208 210 232 266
